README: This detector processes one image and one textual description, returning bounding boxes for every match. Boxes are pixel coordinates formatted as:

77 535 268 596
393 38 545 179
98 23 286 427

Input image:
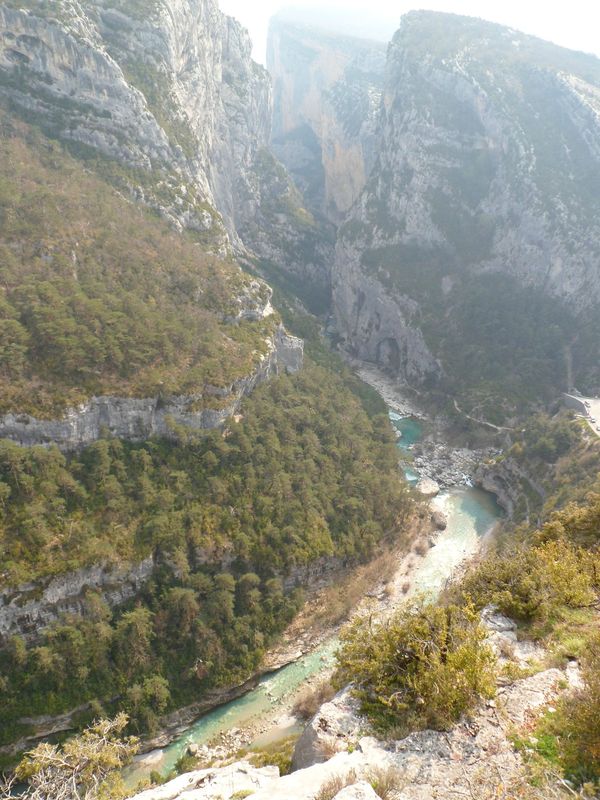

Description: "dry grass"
314 770 357 800
300 525 420 632
367 765 405 799
293 679 337 721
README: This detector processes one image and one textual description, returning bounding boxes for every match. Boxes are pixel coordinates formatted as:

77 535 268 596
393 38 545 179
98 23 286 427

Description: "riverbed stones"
412 441 500 489
415 478 440 497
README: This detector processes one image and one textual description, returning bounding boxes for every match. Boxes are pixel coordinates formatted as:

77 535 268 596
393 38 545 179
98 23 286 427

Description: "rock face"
0 0 329 284
332 11 600 387
130 762 280 800
0 325 303 450
135 655 581 799
0 559 154 644
292 687 367 770
268 13 387 222
474 456 546 518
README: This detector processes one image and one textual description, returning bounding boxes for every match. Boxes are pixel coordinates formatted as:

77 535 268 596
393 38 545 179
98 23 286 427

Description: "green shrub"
556 634 600 786
335 602 496 735
461 538 600 622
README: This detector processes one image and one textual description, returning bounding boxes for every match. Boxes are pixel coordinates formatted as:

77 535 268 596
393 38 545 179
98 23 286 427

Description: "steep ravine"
123 386 503 790
265 12 600 402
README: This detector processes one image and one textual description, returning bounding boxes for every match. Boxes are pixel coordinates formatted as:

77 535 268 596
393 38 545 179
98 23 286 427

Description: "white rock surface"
333 781 381 800
292 687 368 770
415 478 440 497
482 606 545 667
130 762 279 800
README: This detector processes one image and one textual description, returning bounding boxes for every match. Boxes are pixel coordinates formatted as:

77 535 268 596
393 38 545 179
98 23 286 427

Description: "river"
126 413 502 787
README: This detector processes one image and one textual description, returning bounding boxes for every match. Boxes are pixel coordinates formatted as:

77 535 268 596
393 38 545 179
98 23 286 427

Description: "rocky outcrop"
131 661 581 799
292 687 367 770
474 456 546 518
332 11 600 385
0 558 153 644
130 762 280 800
0 325 303 450
268 13 387 222
431 510 447 530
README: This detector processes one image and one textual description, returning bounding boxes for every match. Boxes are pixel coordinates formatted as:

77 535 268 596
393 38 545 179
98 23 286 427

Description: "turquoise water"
390 412 423 450
127 639 339 784
127 411 502 787
390 414 422 483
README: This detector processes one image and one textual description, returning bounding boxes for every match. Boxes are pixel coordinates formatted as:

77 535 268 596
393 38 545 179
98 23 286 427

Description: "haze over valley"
0 2 599 799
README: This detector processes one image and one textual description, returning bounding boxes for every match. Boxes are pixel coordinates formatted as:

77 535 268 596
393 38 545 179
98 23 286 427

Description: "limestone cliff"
268 14 387 222
0 0 329 283
0 323 303 450
332 12 600 399
0 559 154 644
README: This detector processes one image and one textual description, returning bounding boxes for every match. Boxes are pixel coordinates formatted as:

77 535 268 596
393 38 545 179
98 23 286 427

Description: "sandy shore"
351 361 426 418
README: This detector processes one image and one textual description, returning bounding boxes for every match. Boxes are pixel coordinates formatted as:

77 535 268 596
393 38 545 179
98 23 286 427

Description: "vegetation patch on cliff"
455 491 600 791
335 601 496 736
0 113 271 418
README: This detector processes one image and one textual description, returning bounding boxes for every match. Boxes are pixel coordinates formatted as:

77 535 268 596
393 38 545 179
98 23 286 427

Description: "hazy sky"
218 1 600 64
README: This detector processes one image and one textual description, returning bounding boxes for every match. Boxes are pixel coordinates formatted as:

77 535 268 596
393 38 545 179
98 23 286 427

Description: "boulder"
292 687 367 770
431 510 447 530
415 478 440 497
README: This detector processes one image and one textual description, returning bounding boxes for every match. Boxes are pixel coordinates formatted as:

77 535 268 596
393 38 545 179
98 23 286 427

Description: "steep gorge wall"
0 559 154 644
268 15 387 222
0 0 330 283
0 324 303 450
331 12 600 389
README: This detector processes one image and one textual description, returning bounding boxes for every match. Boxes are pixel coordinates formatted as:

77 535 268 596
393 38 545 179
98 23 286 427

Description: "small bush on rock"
368 765 405 799
314 770 357 800
335 601 496 735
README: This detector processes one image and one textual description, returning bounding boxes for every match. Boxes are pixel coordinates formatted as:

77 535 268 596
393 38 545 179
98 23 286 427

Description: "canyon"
0 2 599 798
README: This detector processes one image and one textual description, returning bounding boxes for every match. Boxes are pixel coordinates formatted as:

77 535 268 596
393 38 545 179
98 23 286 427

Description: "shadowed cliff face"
331 11 600 414
267 15 387 223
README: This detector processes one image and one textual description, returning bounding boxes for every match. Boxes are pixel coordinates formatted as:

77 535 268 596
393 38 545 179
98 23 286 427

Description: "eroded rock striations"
332 11 600 388
268 13 387 223
0 559 154 644
0 323 303 450
0 0 329 282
